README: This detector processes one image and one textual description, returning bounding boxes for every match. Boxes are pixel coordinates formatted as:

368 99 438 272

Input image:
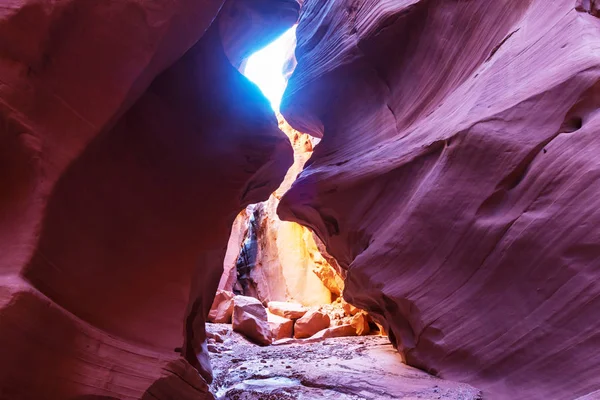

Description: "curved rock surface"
0 0 295 398
279 0 600 398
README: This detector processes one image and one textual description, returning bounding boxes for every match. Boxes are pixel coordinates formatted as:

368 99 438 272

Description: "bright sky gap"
243 26 297 112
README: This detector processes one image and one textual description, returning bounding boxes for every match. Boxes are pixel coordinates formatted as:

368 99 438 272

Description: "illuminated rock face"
280 1 600 399
221 117 344 306
232 295 272 346
0 0 296 398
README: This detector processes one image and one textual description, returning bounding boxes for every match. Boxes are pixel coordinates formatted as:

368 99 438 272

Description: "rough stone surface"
267 310 294 340
311 324 357 340
576 0 600 16
268 301 308 320
217 211 250 293
208 290 235 324
342 299 360 316
0 0 296 397
232 295 272 346
208 323 482 399
350 312 371 336
0 276 216 400
294 309 330 339
311 248 345 297
279 1 600 399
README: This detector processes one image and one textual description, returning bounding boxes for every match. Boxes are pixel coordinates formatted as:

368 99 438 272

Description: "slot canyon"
1 0 600 399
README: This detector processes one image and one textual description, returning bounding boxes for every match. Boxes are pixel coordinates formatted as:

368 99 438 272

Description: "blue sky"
243 26 297 112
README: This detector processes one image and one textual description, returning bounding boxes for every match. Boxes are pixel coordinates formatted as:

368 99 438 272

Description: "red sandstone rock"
311 324 358 340
267 310 294 340
217 211 250 293
0 0 296 397
342 300 360 316
350 312 370 336
0 276 215 399
294 309 330 339
232 295 272 346
279 0 600 399
208 290 235 323
268 301 308 320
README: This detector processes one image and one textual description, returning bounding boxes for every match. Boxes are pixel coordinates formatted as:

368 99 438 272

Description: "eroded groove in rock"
279 0 600 398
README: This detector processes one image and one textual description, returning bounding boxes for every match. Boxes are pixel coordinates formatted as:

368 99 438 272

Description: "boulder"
232 296 272 346
208 290 235 323
294 309 330 339
268 301 307 320
267 311 294 340
311 325 357 340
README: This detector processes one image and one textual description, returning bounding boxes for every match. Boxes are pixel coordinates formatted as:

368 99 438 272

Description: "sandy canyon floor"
207 324 482 399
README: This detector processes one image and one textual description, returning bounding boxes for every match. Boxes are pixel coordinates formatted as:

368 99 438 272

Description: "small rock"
207 344 220 353
268 301 308 320
267 310 294 340
294 309 330 339
209 332 224 343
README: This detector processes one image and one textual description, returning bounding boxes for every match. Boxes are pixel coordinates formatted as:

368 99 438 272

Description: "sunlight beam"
243 26 297 112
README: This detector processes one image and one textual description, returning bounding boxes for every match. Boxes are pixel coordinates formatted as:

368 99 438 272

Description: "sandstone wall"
279 1 600 398
0 0 297 398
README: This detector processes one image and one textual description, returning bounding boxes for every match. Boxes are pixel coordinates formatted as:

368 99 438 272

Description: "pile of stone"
207 290 379 345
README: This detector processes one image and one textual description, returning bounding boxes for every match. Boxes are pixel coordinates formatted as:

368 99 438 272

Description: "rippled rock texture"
0 0 296 398
279 1 600 398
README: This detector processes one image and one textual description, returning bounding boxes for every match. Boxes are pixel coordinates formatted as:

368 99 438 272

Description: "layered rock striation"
0 0 296 398
279 1 600 399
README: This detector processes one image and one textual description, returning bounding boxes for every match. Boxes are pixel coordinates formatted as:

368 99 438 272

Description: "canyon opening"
202 25 405 398
1 0 600 399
